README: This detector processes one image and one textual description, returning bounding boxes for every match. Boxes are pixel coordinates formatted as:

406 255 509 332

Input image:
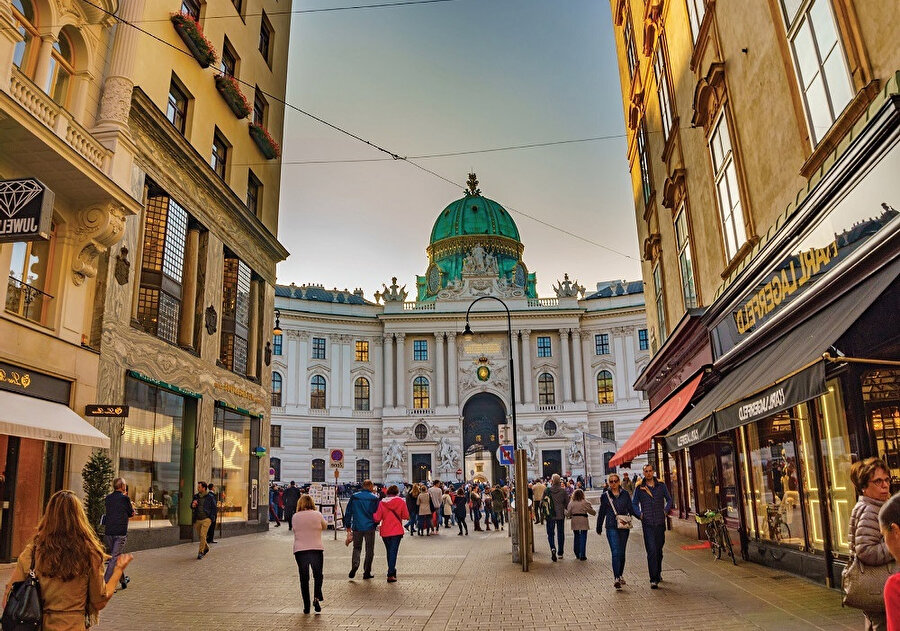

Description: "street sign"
497 445 515 466
330 448 344 468
268 467 275 481
84 405 129 418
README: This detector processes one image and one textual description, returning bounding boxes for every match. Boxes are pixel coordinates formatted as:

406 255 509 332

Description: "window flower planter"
170 13 217 69
249 122 280 159
215 74 251 119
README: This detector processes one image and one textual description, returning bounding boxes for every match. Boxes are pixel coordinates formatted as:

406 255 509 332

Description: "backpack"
540 493 554 520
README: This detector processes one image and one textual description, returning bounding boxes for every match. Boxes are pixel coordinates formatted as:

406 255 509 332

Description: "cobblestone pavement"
2 520 862 630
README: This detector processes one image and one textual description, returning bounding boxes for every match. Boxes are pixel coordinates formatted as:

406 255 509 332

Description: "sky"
276 0 641 299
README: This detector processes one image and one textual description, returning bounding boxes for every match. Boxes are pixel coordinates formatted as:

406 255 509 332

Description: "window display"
795 403 825 551
667 451 680 515
822 379 857 555
738 426 758 539
212 407 254 522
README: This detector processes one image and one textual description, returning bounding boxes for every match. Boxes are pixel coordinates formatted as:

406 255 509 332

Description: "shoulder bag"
606 492 632 530
841 554 893 612
1 548 42 631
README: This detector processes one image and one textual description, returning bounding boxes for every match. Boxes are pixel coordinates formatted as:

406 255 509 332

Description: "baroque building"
0 0 292 557
606 0 899 584
271 175 650 487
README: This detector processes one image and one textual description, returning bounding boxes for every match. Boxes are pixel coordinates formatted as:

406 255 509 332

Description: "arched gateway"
462 392 506 485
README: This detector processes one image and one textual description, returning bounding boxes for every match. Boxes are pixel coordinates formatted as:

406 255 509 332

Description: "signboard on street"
497 445 514 466
85 405 129 418
0 178 54 243
330 448 344 468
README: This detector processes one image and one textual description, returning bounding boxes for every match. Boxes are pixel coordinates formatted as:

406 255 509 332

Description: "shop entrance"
542 450 562 478
412 454 431 483
462 393 505 485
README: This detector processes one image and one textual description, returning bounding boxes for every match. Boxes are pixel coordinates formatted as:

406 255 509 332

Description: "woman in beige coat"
566 488 596 561
416 484 433 535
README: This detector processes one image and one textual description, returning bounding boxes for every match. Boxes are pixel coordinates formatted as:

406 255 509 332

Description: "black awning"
665 258 899 451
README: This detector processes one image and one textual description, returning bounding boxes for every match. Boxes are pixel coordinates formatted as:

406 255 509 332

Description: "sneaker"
558 554 564 559
348 569 356 579
551 549 557 562
120 576 130 589
197 554 204 560
614 579 621 589
620 577 627 585
650 582 659 589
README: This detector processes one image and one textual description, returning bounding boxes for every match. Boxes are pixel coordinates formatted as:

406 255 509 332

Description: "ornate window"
312 337 326 359
709 111 747 260
310 375 326 409
781 0 854 145
674 204 698 309
220 251 252 374
637 122 652 206
311 426 325 450
45 29 75 106
270 423 281 448
272 333 282 355
11 0 38 75
413 376 430 409
356 459 370 484
538 373 555 405
356 428 370 450
543 419 557 437
6 227 56 326
597 370 615 404
271 372 282 407
354 377 370 411
537 336 552 357
653 263 667 341
595 334 610 355
414 423 428 440
413 339 428 361
685 0 706 43
246 170 262 216
166 76 189 134
623 16 638 79
355 340 369 362
654 39 675 141
638 328 649 351
311 458 325 482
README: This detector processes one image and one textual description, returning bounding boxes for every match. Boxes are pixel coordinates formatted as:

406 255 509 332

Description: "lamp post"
273 309 282 336
462 295 530 571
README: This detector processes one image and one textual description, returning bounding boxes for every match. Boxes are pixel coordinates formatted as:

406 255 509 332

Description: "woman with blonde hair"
2 489 133 630
292 493 327 614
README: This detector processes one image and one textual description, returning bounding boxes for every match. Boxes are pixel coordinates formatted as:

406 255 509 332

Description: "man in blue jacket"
345 479 380 579
632 464 672 589
103 477 135 589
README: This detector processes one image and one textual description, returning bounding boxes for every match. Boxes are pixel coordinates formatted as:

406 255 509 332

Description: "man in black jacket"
283 481 302 530
103 477 135 588
206 483 219 544
191 481 216 559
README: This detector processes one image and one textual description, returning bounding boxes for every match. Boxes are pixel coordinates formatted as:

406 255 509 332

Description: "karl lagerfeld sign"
0 178 54 243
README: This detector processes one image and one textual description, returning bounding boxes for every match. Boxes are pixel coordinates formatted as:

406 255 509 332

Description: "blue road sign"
497 445 515 466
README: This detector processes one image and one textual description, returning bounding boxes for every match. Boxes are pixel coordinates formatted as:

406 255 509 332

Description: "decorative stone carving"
692 62 727 130
662 169 687 210
375 277 407 303
113 246 130 285
517 437 536 466
612 325 635 336
643 233 662 263
72 203 127 285
97 75 134 127
437 436 461 472
568 440 585 465
461 245 499 276
553 274 585 298
205 305 218 335
264 341 272 367
384 440 405 468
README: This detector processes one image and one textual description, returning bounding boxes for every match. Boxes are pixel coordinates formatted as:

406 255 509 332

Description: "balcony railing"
406 407 435 415
537 404 562 412
308 408 328 416
528 297 559 307
402 301 435 311
352 409 375 417
6 275 53 325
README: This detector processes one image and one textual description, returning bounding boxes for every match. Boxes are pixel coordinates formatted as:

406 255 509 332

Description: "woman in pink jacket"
373 485 409 583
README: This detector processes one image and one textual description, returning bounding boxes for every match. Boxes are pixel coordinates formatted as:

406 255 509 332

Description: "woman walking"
847 458 893 630
470 486 483 531
596 473 636 589
373 485 409 583
483 488 494 531
405 484 418 536
453 486 469 535
566 488 596 561
442 490 454 528
491 485 506 531
292 494 327 614
2 490 133 630
416 483 433 536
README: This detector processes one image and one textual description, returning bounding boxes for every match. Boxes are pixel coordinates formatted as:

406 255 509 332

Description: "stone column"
395 333 406 408
330 335 341 408
95 0 146 131
286 333 299 406
613 333 628 401
622 326 637 397
571 328 585 402
341 336 353 409
298 332 309 407
372 337 384 410
32 35 56 93
447 332 458 407
0 3 21 91
514 332 522 405
434 332 445 408
246 280 260 379
177 226 200 349
559 329 572 403
383 334 394 408
69 71 93 120
520 330 533 404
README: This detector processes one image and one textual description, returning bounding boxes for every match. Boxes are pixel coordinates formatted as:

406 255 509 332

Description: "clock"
477 365 490 381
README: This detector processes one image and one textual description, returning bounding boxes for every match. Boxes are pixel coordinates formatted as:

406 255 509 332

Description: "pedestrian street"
1 521 862 631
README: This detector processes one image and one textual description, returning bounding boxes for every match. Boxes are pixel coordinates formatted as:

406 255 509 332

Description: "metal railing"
6 276 53 325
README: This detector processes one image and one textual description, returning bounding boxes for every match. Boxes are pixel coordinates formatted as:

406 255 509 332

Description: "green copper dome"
429 189 521 243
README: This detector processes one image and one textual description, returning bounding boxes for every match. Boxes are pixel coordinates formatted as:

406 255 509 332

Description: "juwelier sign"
0 178 54 243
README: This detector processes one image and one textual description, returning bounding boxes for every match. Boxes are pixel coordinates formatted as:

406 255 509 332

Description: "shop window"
356 427 369 450
743 412 806 547
312 337 326 359
270 423 281 448
45 30 74 107
594 333 610 355
258 11 273 65
355 340 369 362
537 336 552 357
311 426 325 450
413 376 429 409
246 170 262 217
120 376 186 529
823 377 859 554
220 252 251 374
6 229 56 326
638 328 649 351
272 333 282 355
538 373 555 405
675 205 698 309
863 368 900 478
684 448 694 514
667 451 680 515
166 76 190 134
413 339 428 361
356 459 370 484
12 0 38 75
354 377 370 411
212 407 257 523
709 111 747 261
311 458 325 482
270 372 282 407
597 370 614 405
795 401 825 551
310 375 326 409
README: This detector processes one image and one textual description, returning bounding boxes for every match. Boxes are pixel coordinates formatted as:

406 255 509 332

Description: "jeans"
269 503 280 524
546 518 565 554
473 508 482 525
484 508 494 527
294 550 324 611
456 514 468 534
642 523 666 583
382 535 402 578
194 518 211 556
103 535 128 582
573 530 588 559
351 530 376 575
605 527 630 578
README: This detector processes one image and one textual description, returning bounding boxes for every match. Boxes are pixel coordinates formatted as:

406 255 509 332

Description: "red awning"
609 372 704 467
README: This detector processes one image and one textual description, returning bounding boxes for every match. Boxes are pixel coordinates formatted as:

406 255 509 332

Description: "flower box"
215 74 251 119
170 13 217 69
249 122 280 159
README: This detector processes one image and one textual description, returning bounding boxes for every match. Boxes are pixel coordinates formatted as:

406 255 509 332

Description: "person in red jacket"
878 492 900 631
373 485 409 583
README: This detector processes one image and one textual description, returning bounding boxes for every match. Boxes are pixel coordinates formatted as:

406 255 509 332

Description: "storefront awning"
665 259 900 451
0 391 110 448
609 371 705 467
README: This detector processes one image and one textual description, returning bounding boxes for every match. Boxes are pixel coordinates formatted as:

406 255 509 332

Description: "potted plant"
81 449 114 535
215 74 251 119
170 12 217 69
249 121 281 159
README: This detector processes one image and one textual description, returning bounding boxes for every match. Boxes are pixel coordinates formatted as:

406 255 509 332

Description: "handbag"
606 492 633 530
841 554 893 612
1 548 42 631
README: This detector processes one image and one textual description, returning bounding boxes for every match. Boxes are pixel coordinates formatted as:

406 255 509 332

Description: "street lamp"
273 309 282 336
463 295 530 571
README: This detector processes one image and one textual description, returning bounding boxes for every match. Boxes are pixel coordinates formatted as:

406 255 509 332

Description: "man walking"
191 481 216 559
532 478 547 524
545 474 569 561
428 481 443 534
345 480 380 579
103 477 134 589
206 483 219 545
632 464 673 589
283 481 302 530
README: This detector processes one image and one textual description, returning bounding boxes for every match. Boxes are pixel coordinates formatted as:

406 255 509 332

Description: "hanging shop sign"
0 178 54 243
85 405 129 418
0 361 70 404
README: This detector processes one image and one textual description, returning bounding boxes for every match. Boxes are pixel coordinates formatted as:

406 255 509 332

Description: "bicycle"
766 503 792 543
696 507 737 565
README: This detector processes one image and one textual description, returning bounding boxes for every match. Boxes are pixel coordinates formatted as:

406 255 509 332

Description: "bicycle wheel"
712 524 723 560
778 521 792 543
721 526 737 565
705 523 719 559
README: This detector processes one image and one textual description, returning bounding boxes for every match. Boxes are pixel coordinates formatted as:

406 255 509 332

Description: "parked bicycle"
765 503 792 543
696 507 737 565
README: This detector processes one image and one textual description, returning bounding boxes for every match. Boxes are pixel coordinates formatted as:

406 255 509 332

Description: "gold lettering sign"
214 381 264 406
463 341 502 355
0 368 31 389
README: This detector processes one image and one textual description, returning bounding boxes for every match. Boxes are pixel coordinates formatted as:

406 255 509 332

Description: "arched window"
544 419 557 437
12 0 38 73
270 456 281 481
354 377 370 411
538 373 555 405
413 376 429 409
46 29 75 106
311 458 325 482
271 372 282 407
356 459 370 484
414 423 428 440
310 375 326 409
7 224 57 326
597 370 614 404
